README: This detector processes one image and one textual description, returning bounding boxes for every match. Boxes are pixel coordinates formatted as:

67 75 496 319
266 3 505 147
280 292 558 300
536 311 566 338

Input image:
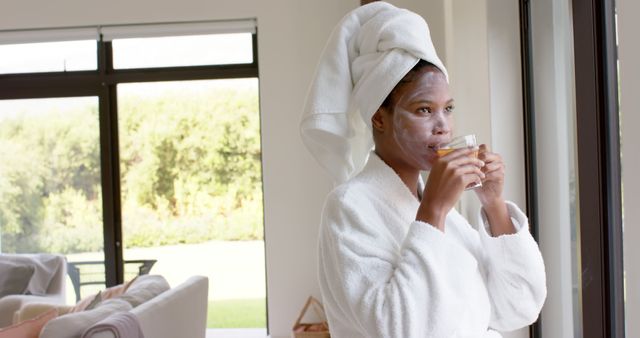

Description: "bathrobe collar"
360 151 424 217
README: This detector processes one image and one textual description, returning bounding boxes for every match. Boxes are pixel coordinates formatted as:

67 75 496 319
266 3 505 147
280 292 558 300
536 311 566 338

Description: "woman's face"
385 66 454 171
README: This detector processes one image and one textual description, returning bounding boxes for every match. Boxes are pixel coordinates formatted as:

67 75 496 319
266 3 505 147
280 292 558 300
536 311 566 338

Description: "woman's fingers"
481 160 503 173
452 164 485 183
478 145 505 176
463 172 483 187
433 147 488 190
483 167 504 181
458 163 485 176
478 145 504 162
478 148 500 161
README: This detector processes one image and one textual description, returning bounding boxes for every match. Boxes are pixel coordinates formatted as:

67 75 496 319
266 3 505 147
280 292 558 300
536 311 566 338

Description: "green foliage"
40 186 103 253
0 81 263 254
0 105 101 253
0 141 45 252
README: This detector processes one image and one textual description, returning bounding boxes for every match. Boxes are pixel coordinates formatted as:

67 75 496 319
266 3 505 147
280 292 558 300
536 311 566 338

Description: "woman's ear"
371 109 385 132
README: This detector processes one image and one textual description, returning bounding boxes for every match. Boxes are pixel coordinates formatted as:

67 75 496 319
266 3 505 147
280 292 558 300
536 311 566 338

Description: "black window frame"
0 31 260 288
518 1 541 336
572 0 624 337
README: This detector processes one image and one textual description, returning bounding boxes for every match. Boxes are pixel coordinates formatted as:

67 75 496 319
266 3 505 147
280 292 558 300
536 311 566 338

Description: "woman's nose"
432 115 451 135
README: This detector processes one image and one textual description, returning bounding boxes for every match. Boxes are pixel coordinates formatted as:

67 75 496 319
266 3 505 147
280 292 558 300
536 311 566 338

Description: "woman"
300 3 546 338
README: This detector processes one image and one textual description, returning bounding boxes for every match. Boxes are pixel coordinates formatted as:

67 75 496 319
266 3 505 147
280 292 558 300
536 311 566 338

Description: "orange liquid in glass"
436 148 454 157
436 148 479 158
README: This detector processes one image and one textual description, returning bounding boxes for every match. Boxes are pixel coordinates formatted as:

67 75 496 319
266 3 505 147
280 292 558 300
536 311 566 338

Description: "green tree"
0 105 101 253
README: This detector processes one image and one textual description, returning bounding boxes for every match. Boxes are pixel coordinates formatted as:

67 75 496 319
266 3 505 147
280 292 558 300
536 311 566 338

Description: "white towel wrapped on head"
300 1 448 184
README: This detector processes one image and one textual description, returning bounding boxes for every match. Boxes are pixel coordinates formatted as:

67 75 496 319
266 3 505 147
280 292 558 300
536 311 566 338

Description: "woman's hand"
474 144 516 236
474 144 505 206
416 148 485 231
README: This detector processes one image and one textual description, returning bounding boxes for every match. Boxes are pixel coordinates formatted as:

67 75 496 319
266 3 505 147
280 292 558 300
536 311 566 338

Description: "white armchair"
0 253 67 327
80 276 209 338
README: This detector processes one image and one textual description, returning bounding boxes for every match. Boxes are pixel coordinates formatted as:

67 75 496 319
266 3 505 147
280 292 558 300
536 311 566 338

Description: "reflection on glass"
112 33 253 69
0 40 97 74
0 97 104 303
117 79 265 330
531 0 582 336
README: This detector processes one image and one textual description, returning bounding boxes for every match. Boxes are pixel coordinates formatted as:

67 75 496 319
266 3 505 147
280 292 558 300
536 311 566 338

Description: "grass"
208 298 267 328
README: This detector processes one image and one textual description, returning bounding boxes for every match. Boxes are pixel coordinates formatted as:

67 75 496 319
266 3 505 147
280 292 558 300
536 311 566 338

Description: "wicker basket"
292 296 330 338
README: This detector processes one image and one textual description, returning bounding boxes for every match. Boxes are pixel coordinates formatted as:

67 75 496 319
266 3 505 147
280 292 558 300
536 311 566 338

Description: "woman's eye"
417 107 431 114
445 106 455 113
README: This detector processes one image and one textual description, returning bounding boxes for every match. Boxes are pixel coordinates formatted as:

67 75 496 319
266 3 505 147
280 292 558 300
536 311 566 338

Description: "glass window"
0 23 262 335
0 97 104 303
117 78 266 331
531 0 582 336
0 40 97 74
111 33 253 69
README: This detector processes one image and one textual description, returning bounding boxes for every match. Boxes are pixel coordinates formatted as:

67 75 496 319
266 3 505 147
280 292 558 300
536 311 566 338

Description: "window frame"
0 30 260 289
571 0 625 336
518 1 541 336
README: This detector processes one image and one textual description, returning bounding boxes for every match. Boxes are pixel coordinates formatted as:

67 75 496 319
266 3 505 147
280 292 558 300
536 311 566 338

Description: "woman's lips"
427 143 443 151
426 145 439 156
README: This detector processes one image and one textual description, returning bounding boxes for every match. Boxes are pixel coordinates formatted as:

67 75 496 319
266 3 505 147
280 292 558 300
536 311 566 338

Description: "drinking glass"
436 134 482 190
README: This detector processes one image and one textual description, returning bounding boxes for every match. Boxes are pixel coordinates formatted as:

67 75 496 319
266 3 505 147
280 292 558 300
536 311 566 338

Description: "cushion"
70 291 103 313
0 254 63 295
118 275 169 308
40 299 132 338
0 308 57 338
101 276 137 301
0 261 34 297
70 276 137 313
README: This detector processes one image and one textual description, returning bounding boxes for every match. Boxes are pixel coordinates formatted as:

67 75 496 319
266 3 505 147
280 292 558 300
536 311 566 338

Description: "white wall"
0 1 357 337
618 0 640 336
387 0 447 58
486 0 526 211
445 0 492 151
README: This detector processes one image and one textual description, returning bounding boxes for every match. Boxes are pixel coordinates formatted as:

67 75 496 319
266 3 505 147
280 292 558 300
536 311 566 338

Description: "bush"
0 80 263 254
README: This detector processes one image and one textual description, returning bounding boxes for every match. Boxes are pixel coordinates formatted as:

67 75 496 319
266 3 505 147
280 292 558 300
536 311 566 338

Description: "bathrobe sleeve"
320 191 482 338
476 201 547 332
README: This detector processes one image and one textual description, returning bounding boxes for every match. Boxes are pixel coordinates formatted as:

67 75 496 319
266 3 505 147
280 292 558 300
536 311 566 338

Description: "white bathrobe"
318 152 547 338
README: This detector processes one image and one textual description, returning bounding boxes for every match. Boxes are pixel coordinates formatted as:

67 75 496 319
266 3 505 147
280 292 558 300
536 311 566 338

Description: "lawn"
208 298 267 328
